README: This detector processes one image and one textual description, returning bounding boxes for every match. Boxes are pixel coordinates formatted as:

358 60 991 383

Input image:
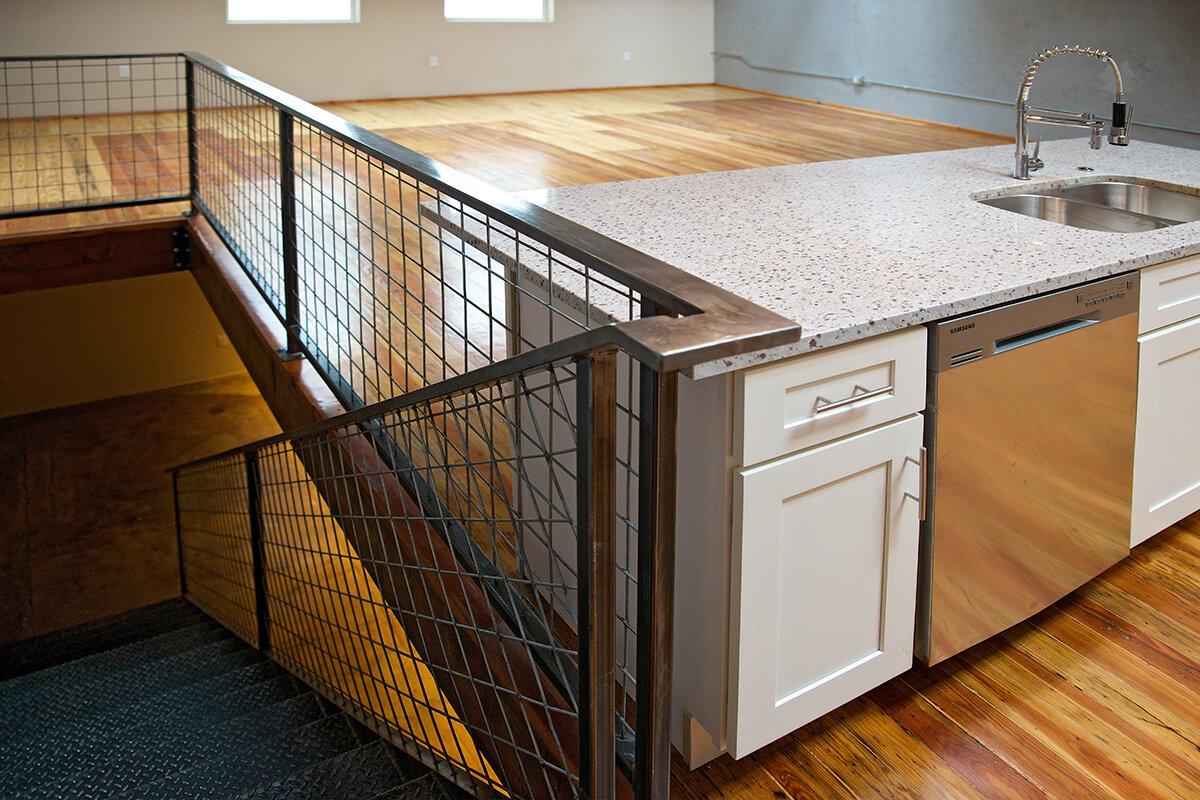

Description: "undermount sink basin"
1055 181 1200 224
977 178 1200 232
978 193 1171 233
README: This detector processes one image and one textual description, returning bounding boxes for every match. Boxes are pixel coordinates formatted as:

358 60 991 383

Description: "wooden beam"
0 217 186 294
186 215 580 798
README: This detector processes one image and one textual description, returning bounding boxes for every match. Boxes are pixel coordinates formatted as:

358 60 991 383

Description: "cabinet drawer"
737 327 926 465
1132 314 1200 545
1141 255 1200 334
727 415 922 757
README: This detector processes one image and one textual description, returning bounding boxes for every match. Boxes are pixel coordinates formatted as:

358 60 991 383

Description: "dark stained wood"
0 215 186 294
0 374 279 644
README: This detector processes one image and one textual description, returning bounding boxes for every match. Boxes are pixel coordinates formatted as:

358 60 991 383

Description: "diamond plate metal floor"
1 599 465 800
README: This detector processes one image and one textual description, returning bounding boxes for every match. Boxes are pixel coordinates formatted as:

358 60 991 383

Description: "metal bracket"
171 226 191 270
276 344 304 362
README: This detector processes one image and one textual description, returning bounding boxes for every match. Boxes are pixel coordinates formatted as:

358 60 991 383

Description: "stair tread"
1 623 241 724
2 605 449 800
2 635 262 741
0 599 205 680
369 773 466 800
112 715 362 800
0 655 285 768
10 691 331 799
0 617 227 703
233 740 428 800
0 665 306 790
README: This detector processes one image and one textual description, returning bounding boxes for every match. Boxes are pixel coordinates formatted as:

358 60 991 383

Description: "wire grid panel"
282 123 648 713
191 64 285 309
0 55 187 216
252 358 595 798
175 456 259 646
288 118 646 407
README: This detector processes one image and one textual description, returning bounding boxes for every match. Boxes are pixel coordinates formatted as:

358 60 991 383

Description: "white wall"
1 0 715 102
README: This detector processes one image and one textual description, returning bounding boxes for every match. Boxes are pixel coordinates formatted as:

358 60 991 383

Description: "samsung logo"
1077 280 1132 308
949 322 976 334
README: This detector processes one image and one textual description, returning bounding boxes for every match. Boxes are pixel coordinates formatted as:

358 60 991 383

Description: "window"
227 0 359 24
444 0 553 22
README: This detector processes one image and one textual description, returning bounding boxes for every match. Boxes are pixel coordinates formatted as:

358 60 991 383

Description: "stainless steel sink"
1055 180 1200 223
977 178 1200 232
978 193 1171 233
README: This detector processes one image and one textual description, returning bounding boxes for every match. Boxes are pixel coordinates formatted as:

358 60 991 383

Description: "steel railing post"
577 349 618 799
184 57 199 205
172 470 188 597
279 109 302 358
634 355 678 800
245 451 271 651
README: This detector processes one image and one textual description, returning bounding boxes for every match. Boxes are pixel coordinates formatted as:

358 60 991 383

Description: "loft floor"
4 84 1193 799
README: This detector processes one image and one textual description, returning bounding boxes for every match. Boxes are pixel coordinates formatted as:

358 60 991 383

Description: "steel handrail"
178 51 801 372
173 326 615 471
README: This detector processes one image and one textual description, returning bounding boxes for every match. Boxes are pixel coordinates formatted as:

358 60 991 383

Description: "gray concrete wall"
714 0 1200 149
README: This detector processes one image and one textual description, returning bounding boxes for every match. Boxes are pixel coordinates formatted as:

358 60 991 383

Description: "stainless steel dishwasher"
917 273 1138 665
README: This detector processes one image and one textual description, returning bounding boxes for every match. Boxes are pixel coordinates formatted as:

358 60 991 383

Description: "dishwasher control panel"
929 273 1137 371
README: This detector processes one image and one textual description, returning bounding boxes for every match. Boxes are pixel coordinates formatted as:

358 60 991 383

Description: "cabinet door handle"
903 446 928 521
813 383 894 415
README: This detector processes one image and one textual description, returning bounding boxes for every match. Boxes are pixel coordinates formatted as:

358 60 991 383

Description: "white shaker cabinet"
674 326 927 766
726 414 923 758
1132 312 1200 546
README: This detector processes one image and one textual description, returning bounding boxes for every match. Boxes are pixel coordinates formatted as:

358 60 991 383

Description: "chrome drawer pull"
903 446 928 521
813 383 894 414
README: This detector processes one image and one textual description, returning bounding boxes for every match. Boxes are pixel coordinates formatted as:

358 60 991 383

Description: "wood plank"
868 679 1046 800
0 216 185 293
0 374 279 644
902 665 1122 800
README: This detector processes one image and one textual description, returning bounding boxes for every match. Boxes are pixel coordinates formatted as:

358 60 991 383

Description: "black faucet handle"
1109 101 1131 145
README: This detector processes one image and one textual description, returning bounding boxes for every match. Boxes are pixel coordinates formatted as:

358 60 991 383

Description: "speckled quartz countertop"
511 140 1200 378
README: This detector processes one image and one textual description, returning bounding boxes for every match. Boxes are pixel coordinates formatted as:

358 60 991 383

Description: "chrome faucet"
1014 45 1131 179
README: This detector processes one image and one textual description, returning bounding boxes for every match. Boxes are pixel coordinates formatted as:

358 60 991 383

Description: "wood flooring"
671 515 1200 800
3 83 1193 799
324 85 1006 192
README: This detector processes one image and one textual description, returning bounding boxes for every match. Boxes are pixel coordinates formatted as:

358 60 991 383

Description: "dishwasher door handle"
813 383 894 415
993 317 1098 355
904 446 927 521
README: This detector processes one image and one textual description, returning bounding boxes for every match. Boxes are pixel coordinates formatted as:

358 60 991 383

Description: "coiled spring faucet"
1014 45 1131 179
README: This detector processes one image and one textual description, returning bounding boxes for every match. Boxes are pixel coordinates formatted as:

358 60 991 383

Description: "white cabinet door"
1132 314 1200 546
727 415 922 758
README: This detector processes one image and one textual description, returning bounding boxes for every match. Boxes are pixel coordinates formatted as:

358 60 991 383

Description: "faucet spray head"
1109 93 1131 146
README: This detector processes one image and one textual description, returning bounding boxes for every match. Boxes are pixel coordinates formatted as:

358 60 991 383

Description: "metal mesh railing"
186 58 661 776
176 351 626 798
5 49 799 800
0 54 188 218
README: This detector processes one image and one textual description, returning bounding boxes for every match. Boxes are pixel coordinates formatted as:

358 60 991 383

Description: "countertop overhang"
513 140 1200 378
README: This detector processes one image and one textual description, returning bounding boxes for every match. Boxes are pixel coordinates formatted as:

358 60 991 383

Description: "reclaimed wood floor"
671 514 1200 800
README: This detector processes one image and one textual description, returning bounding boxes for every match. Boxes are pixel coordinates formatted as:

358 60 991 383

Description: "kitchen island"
432 138 1200 767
